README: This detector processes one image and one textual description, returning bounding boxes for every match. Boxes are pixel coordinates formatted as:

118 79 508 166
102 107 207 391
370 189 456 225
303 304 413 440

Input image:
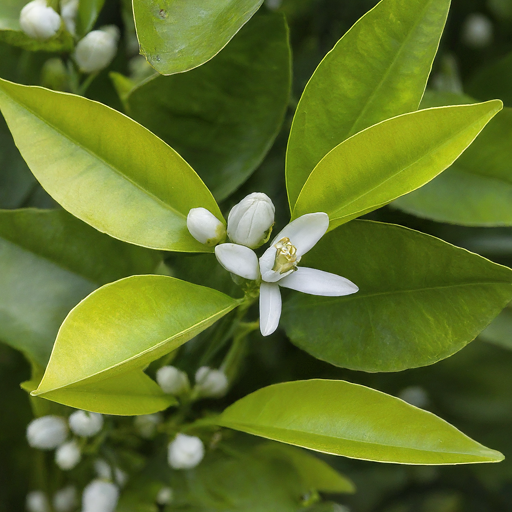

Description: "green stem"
78 72 99 96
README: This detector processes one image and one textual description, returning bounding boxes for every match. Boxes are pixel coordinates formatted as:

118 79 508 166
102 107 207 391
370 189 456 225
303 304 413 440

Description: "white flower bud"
20 0 61 41
156 366 190 395
55 440 81 470
69 410 103 437
82 480 119 512
187 207 226 247
26 491 50 512
27 416 68 450
265 0 282 10
60 0 78 35
398 386 429 409
93 459 128 486
156 487 173 505
195 366 228 398
462 13 493 48
75 27 119 73
53 486 77 512
227 192 275 249
114 467 128 487
134 413 162 439
167 433 205 470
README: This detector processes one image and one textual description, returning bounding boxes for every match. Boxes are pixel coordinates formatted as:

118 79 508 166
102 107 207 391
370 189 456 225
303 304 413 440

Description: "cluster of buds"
27 488 77 512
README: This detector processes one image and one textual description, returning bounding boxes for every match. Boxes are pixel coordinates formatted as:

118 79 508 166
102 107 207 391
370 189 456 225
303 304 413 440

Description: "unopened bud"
462 13 493 48
26 491 50 512
265 0 283 10
55 440 81 470
82 480 119 512
75 27 119 73
134 413 162 439
41 58 69 91
27 416 68 450
20 0 61 40
156 487 173 505
69 410 103 437
167 433 205 470
398 386 429 409
60 0 78 35
227 192 275 248
156 366 190 395
195 366 228 398
187 208 226 247
53 486 77 512
93 459 128 486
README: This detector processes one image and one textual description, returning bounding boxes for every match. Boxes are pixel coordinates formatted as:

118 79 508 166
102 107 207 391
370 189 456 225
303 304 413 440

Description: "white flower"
82 480 119 512
462 13 493 48
60 0 79 35
27 416 68 450
134 413 162 439
75 27 119 73
194 367 229 398
168 433 205 470
215 212 358 336
227 192 275 249
20 0 61 41
26 491 50 512
156 366 190 396
187 207 226 247
55 440 81 470
53 486 77 512
156 487 173 505
69 410 103 437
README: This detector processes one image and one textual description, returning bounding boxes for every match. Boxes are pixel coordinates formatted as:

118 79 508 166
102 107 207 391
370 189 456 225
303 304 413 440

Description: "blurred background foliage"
2 0 512 510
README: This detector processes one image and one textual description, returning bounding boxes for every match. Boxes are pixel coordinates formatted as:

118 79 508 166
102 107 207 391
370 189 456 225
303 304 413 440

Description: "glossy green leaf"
281 220 512 372
393 92 512 226
133 0 264 75
217 380 504 464
479 304 512 350
285 0 451 208
0 0 25 31
32 275 239 414
0 78 222 252
256 443 355 494
77 0 105 35
291 101 502 228
114 12 290 201
0 208 159 367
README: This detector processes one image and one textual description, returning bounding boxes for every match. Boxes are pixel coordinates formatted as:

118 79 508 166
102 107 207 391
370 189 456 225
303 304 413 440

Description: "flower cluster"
188 193 359 336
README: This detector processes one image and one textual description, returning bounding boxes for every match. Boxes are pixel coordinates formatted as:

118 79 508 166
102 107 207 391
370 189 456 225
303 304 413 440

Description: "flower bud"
227 192 275 248
26 416 68 450
462 13 493 48
60 0 78 35
41 58 69 91
156 366 190 395
194 366 228 398
93 459 128 486
265 0 282 10
68 410 103 437
53 486 77 512
398 386 429 409
156 487 173 505
82 480 119 512
75 27 119 74
26 491 50 512
20 0 61 41
167 433 205 470
55 440 81 470
187 207 226 247
134 413 162 439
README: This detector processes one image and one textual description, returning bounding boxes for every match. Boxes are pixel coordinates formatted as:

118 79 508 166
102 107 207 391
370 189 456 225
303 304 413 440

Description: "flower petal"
215 244 259 280
279 267 359 296
272 213 329 256
259 282 282 336
259 246 283 283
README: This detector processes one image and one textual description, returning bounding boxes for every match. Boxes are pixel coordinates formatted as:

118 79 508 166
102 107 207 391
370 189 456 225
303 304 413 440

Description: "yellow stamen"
273 237 299 274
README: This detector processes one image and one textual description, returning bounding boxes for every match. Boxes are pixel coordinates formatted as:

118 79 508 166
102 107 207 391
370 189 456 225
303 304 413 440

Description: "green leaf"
479 304 512 350
133 0 264 76
256 443 355 494
32 275 239 414
291 101 502 228
393 92 512 226
77 0 106 36
285 0 451 208
0 208 160 367
217 379 504 464
114 12 291 201
0 0 25 31
0 78 222 252
281 220 512 372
